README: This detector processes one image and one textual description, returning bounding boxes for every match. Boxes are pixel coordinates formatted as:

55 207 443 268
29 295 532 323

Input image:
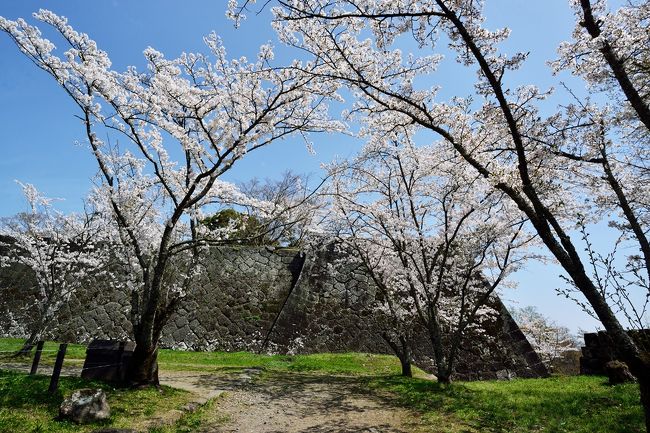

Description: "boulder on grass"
59 388 110 424
605 360 636 385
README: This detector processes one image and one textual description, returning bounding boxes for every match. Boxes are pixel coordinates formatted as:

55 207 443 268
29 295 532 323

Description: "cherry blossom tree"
0 10 340 385
323 127 530 382
512 306 579 369
0 182 112 354
551 0 650 334
238 171 325 247
231 0 650 426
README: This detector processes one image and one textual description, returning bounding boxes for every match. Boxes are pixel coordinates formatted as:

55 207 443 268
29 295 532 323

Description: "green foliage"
200 208 242 232
201 208 277 246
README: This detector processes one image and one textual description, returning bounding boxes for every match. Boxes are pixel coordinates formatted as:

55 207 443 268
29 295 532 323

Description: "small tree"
325 132 529 382
0 10 340 385
202 171 323 246
512 306 579 370
0 182 111 354
239 171 324 247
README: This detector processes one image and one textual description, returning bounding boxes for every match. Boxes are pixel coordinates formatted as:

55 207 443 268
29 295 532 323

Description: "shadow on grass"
237 372 413 433
0 369 194 433
0 369 88 410
208 371 643 433
365 375 644 433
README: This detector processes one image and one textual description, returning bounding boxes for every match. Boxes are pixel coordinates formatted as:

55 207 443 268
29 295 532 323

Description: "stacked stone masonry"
580 330 650 375
0 243 547 380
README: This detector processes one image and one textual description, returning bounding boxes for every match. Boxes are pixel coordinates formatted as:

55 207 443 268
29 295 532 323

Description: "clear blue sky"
0 1 613 333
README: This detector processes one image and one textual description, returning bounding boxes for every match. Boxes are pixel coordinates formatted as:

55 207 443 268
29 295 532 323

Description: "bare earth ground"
182 371 423 433
1 362 427 433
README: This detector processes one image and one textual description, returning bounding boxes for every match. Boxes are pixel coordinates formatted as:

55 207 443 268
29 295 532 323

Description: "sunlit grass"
367 374 644 433
0 369 192 433
0 338 644 432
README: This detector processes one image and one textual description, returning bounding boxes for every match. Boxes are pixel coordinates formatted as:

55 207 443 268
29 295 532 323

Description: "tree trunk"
126 342 159 387
437 370 451 385
627 355 650 433
126 323 160 387
399 356 412 377
640 373 650 433
13 330 39 357
399 335 413 377
381 332 413 378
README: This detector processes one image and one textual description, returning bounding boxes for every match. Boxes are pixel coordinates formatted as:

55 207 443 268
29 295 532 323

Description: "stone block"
81 339 135 384
60 389 110 424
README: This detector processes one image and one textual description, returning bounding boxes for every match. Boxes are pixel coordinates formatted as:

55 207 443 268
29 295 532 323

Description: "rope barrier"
0 349 60 353
80 362 125 371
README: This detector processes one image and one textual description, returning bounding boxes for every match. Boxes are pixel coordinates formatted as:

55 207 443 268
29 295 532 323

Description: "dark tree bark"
579 0 650 132
126 342 159 387
381 333 413 377
13 330 39 357
641 376 650 433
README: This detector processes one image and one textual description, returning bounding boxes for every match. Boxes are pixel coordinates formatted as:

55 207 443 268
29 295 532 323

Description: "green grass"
0 338 644 433
158 349 419 376
0 369 195 433
0 338 411 376
149 396 230 433
367 374 644 433
0 338 86 364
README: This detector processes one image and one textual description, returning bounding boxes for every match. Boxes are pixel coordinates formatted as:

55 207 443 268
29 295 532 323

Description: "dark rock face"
59 388 110 424
580 330 650 376
81 340 136 385
1 244 546 380
605 360 636 385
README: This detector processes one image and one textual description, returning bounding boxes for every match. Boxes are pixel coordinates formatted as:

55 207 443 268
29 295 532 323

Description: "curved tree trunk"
13 330 39 357
400 356 412 377
381 332 413 378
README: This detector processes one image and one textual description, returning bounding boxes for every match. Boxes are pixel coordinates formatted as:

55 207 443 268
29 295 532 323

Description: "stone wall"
580 330 650 375
0 243 547 380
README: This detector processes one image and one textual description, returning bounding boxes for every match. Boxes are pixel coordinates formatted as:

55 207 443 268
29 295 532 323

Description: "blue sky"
0 1 614 333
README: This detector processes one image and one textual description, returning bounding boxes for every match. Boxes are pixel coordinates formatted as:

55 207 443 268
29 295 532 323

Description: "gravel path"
199 372 423 433
1 362 425 432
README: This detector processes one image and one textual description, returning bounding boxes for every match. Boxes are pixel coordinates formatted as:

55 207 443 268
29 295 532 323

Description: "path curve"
1 362 426 432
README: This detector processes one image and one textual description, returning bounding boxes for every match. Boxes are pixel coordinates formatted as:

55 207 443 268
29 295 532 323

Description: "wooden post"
29 341 45 375
48 343 67 393
116 341 125 381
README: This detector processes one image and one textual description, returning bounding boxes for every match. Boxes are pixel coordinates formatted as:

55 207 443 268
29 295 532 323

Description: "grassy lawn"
0 337 415 376
0 369 200 433
0 338 644 432
368 375 644 433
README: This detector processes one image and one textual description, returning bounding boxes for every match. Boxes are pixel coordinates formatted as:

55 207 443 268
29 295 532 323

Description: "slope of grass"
159 350 418 376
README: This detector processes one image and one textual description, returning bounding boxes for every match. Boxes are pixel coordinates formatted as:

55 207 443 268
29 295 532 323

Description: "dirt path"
190 372 424 433
1 362 426 432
